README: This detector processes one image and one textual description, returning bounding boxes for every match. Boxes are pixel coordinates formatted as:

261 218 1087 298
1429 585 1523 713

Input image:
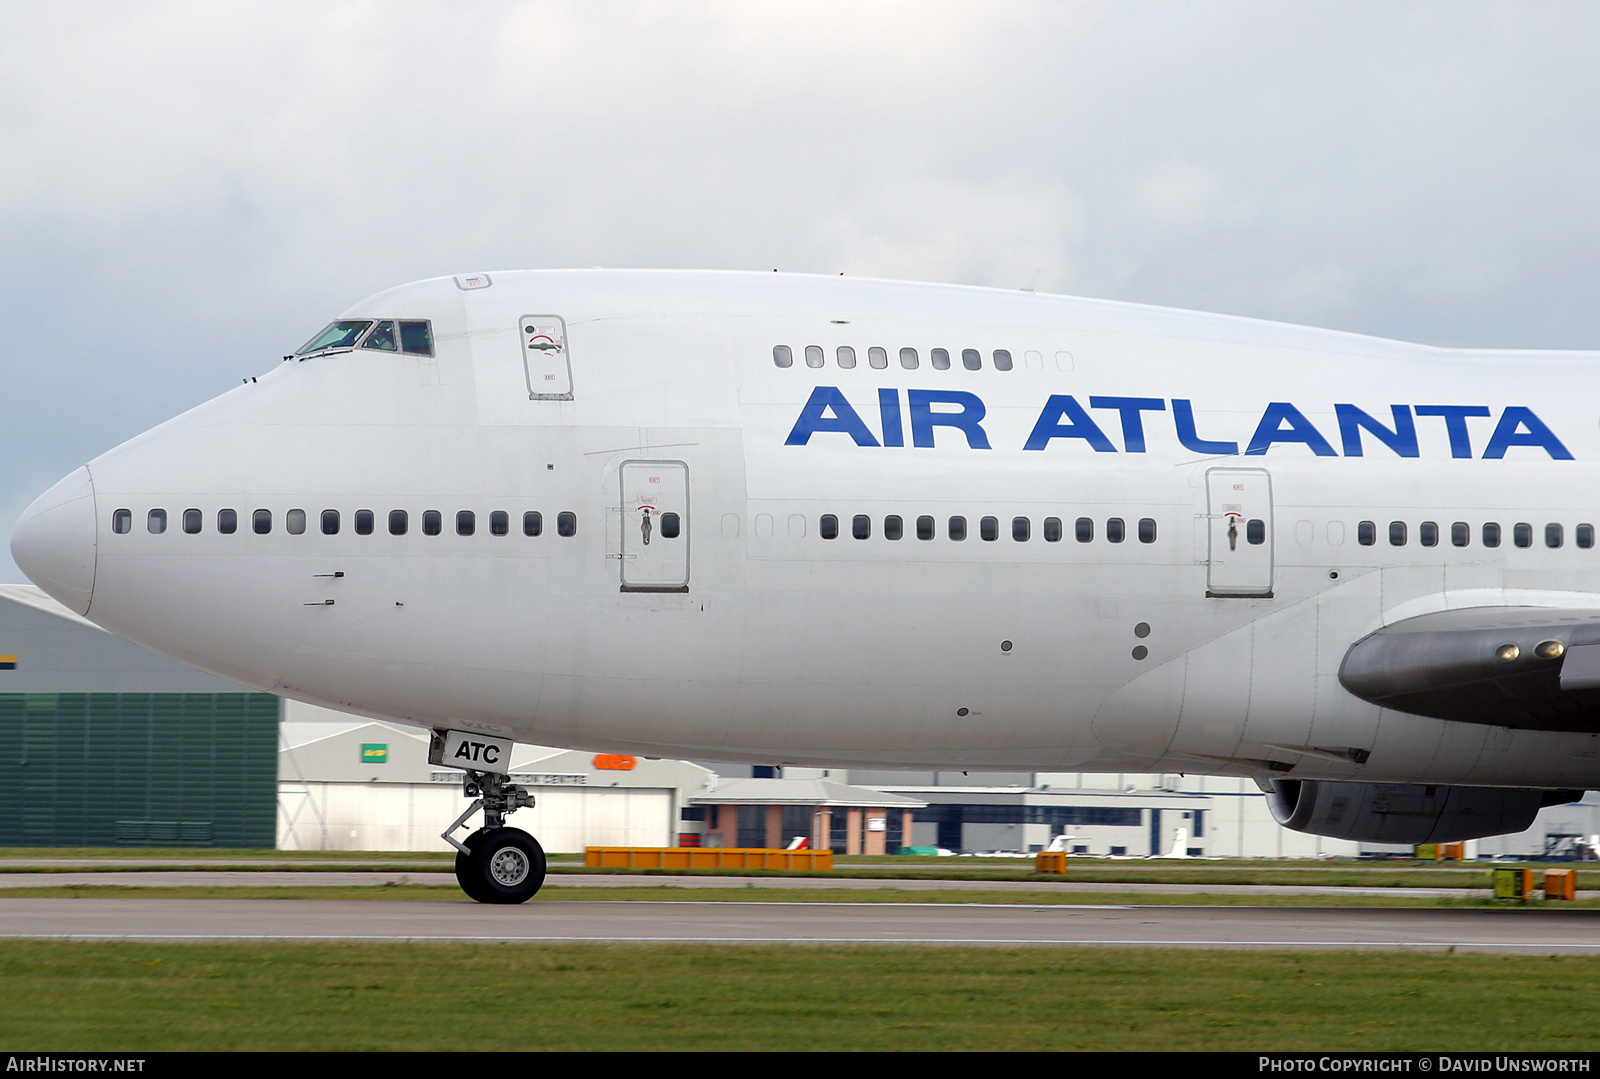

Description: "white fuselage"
16 270 1600 789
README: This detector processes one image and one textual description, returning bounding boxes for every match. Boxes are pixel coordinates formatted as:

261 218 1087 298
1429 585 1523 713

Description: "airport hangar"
3 583 1591 857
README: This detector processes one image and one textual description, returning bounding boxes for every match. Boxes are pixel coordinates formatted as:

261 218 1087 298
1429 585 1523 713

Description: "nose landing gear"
432 730 545 903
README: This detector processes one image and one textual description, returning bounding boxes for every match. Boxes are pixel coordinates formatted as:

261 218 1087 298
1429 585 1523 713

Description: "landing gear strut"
434 733 546 903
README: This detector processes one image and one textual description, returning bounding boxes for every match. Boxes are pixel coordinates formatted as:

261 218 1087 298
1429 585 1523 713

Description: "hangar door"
620 460 690 592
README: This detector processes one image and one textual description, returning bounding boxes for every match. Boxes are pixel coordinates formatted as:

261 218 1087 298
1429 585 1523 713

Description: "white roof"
0 583 100 629
691 777 926 808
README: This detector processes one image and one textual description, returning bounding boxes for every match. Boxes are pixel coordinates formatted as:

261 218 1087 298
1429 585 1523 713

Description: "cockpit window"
399 321 434 356
297 321 373 355
360 321 398 351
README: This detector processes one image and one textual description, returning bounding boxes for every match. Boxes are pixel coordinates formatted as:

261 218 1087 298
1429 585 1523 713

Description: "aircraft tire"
454 827 493 903
466 827 546 904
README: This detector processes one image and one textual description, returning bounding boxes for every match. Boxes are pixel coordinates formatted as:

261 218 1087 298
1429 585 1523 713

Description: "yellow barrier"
584 847 834 871
1492 866 1536 900
1034 851 1067 873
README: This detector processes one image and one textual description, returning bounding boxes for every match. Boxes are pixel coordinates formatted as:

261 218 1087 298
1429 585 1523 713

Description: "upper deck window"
297 321 372 355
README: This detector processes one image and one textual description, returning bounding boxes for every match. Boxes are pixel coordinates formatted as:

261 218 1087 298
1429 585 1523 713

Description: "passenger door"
1205 467 1274 597
620 460 690 592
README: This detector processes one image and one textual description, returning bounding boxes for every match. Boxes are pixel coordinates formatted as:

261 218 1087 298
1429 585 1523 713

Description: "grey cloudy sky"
4 1 1599 579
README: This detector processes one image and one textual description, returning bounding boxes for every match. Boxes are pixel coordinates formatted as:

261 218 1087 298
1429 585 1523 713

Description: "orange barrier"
1034 851 1068 873
584 846 834 871
1545 868 1577 901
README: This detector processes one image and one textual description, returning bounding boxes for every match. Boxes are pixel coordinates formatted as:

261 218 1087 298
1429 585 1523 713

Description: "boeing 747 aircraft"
11 269 1599 901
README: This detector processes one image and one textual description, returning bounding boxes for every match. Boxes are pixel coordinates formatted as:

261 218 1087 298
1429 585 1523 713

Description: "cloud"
4 1 1600 576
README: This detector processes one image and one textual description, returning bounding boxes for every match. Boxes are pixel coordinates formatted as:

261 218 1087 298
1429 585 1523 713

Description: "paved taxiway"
0 870 1559 899
1 898 1598 952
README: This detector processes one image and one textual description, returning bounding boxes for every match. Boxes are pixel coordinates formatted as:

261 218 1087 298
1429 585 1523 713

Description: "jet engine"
1266 780 1581 844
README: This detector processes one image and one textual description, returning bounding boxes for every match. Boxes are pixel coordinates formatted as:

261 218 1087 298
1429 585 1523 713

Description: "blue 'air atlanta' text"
784 388 1574 460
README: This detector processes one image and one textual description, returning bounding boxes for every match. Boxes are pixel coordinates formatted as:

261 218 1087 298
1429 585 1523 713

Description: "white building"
278 703 716 852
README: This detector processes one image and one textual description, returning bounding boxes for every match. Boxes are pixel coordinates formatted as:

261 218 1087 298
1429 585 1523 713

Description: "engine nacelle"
1266 780 1581 844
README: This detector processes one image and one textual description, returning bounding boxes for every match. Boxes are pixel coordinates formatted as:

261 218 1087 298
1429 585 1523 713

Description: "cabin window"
993 349 1013 371
1358 521 1376 546
1451 521 1468 547
321 509 340 535
399 321 434 356
868 347 887 370
1043 517 1062 542
389 510 408 536
805 345 824 369
980 516 998 541
523 511 542 537
1246 519 1264 545
853 514 871 540
772 345 792 368
948 516 967 541
490 510 509 537
457 511 476 537
885 515 904 540
962 348 981 371
1483 522 1501 548
1547 523 1564 549
899 347 918 370
218 509 237 535
661 512 681 539
1108 518 1127 544
416 510 438 536
557 511 577 537
1419 521 1438 547
1514 522 1533 548
1138 518 1157 543
112 509 131 534
360 321 397 351
355 510 374 536
148 509 167 534
820 514 839 540
931 348 951 370
1389 521 1407 546
916 515 934 540
837 346 856 369
183 509 202 535
287 509 307 535
1012 517 1029 542
252 509 271 535
1579 524 1595 549
1075 517 1093 543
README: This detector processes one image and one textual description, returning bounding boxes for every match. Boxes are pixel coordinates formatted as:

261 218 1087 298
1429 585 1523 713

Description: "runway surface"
2 898 1599 952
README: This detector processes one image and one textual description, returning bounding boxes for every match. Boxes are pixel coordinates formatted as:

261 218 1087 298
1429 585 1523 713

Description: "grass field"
2 852 1598 1050
0 940 1597 1051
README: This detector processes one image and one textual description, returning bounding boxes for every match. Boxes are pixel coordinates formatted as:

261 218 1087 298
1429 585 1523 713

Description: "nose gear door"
620 460 690 592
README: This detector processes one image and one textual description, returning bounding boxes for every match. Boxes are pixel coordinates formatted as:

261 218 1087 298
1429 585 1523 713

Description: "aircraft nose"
11 466 97 615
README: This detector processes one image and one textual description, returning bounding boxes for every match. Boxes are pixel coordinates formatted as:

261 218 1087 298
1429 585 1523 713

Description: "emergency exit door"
620 460 690 592
1205 467 1273 597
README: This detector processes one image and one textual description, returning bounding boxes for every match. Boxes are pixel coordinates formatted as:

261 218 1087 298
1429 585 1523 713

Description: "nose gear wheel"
453 826 546 904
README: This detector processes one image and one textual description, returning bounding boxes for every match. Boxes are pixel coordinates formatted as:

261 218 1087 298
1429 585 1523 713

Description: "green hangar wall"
0 586 280 848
